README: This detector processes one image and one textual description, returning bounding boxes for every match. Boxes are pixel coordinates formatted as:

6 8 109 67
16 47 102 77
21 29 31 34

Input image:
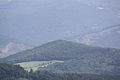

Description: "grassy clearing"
16 60 63 71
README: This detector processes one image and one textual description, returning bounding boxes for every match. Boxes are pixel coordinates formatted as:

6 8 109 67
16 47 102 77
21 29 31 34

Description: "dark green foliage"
0 63 28 80
0 40 120 74
41 59 120 74
1 40 120 74
1 40 120 63
1 78 29 80
1 63 120 80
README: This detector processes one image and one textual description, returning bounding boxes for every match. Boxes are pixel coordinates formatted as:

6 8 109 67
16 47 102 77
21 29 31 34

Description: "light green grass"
16 60 63 71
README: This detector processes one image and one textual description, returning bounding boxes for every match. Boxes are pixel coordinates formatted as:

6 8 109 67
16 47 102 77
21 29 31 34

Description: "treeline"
3 71 120 80
0 63 28 80
1 40 120 74
28 71 120 80
2 40 120 64
1 63 120 80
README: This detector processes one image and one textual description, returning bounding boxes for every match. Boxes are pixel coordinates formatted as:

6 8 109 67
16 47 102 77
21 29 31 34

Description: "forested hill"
1 40 120 63
1 40 120 74
1 62 120 80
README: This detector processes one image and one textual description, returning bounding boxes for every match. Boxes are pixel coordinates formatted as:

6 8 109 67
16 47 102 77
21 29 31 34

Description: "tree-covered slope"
1 63 120 80
1 40 120 63
42 59 120 74
1 40 120 74
0 63 28 80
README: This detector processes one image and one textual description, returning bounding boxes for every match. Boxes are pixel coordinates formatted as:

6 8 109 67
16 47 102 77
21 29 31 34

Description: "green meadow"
16 60 63 71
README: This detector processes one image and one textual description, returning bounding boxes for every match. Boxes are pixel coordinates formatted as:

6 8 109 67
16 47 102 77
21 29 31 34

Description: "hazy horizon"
0 0 120 45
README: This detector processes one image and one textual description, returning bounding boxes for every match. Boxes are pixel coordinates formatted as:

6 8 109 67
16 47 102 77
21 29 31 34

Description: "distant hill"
1 0 120 45
68 25 120 49
1 40 120 74
0 35 32 58
0 34 13 48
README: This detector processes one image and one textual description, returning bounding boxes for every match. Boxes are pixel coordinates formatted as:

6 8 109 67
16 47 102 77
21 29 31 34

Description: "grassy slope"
16 60 63 71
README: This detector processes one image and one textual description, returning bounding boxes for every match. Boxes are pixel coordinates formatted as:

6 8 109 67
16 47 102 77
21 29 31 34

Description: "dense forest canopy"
1 63 120 80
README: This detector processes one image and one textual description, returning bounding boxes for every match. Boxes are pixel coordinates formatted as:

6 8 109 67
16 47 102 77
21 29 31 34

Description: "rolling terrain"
1 0 120 79
69 25 120 49
0 34 32 58
1 40 120 74
1 0 120 45
2 62 120 80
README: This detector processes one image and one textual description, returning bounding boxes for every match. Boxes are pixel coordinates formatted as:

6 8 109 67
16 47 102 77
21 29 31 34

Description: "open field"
16 60 63 71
